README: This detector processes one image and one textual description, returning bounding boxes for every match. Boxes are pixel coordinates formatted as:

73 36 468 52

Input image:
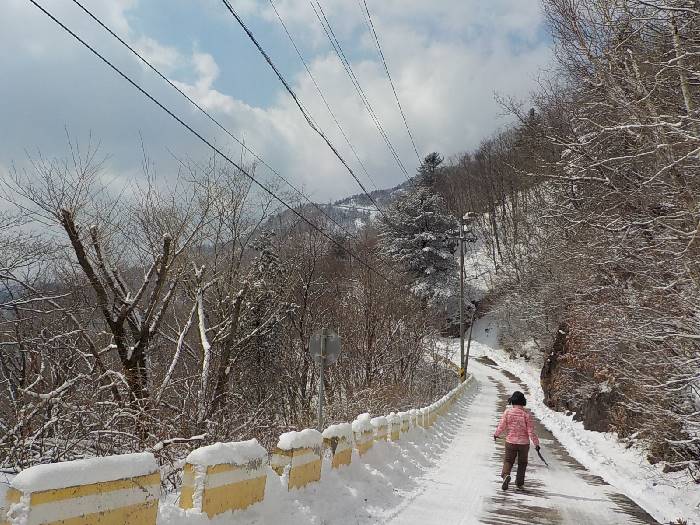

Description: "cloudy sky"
1 0 552 202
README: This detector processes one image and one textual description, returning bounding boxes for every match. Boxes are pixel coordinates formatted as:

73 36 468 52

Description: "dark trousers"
502 442 529 486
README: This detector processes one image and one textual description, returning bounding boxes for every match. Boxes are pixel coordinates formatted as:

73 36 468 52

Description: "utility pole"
465 301 478 374
461 212 477 376
317 328 327 431
459 216 466 380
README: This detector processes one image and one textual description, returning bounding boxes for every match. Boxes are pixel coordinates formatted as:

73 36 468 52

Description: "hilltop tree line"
433 0 700 477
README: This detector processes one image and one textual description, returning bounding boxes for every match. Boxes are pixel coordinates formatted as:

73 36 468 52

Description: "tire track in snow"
388 357 659 525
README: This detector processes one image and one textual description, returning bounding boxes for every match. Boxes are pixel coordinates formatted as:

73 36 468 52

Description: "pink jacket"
494 406 540 446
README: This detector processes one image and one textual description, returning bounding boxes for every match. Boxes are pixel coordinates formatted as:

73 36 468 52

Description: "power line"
68 0 358 242
267 0 378 192
219 0 386 219
359 0 422 163
27 0 398 287
309 0 411 179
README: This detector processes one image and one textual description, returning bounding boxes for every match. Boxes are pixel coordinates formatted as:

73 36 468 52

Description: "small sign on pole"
309 329 341 431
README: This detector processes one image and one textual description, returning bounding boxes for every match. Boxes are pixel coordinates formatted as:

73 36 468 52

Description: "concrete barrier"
3 375 475 523
371 416 388 442
352 413 374 456
179 440 267 517
6 452 159 525
322 423 353 469
399 412 410 435
387 413 401 441
271 429 323 490
418 407 429 428
409 409 418 429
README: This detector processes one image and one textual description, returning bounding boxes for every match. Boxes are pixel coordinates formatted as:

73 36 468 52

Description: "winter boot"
501 475 511 491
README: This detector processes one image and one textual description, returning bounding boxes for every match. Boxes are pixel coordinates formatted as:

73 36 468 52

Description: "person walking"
493 390 540 490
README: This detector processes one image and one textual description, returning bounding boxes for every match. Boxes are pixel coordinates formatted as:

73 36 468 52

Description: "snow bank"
11 452 157 492
186 439 267 467
158 420 450 525
352 413 373 433
322 423 352 440
277 429 322 451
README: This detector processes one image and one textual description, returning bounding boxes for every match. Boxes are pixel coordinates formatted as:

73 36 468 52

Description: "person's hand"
535 445 541 452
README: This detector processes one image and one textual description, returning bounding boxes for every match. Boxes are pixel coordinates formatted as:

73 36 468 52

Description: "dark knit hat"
508 391 527 406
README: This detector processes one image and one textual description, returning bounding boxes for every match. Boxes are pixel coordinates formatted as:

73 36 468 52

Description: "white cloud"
134 37 182 73
0 0 553 202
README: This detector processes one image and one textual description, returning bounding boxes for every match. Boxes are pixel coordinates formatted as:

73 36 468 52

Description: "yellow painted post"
409 409 418 430
387 413 401 441
179 440 267 517
322 423 353 469
352 413 374 456
417 408 427 428
7 453 159 525
370 416 388 442
399 412 410 435
272 429 323 491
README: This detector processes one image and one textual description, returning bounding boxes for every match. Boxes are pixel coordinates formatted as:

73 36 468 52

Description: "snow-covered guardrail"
179 440 267 518
399 411 410 434
371 416 389 442
270 429 323 491
352 413 375 456
0 376 473 524
4 452 160 525
388 413 401 441
323 423 353 469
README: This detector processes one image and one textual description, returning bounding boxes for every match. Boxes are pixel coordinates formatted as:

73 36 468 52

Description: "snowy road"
386 357 658 525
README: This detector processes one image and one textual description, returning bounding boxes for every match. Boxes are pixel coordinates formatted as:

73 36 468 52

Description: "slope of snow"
467 314 700 525
158 418 470 524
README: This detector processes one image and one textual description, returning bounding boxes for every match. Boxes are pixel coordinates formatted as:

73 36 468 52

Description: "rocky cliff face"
540 322 618 433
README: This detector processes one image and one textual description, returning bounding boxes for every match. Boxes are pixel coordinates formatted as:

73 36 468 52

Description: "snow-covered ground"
390 347 656 525
158 327 671 524
158 408 472 524
6 313 695 524
468 314 700 525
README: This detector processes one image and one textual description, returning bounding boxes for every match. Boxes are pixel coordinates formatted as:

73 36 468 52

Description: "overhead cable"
69 0 358 241
219 0 386 218
359 0 422 162
27 0 399 287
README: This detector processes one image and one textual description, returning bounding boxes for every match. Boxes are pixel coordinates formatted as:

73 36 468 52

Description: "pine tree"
379 154 458 304
242 230 289 403
417 152 444 188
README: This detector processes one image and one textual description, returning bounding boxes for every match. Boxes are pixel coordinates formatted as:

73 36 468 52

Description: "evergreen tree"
379 155 458 304
241 230 289 403
417 152 444 188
